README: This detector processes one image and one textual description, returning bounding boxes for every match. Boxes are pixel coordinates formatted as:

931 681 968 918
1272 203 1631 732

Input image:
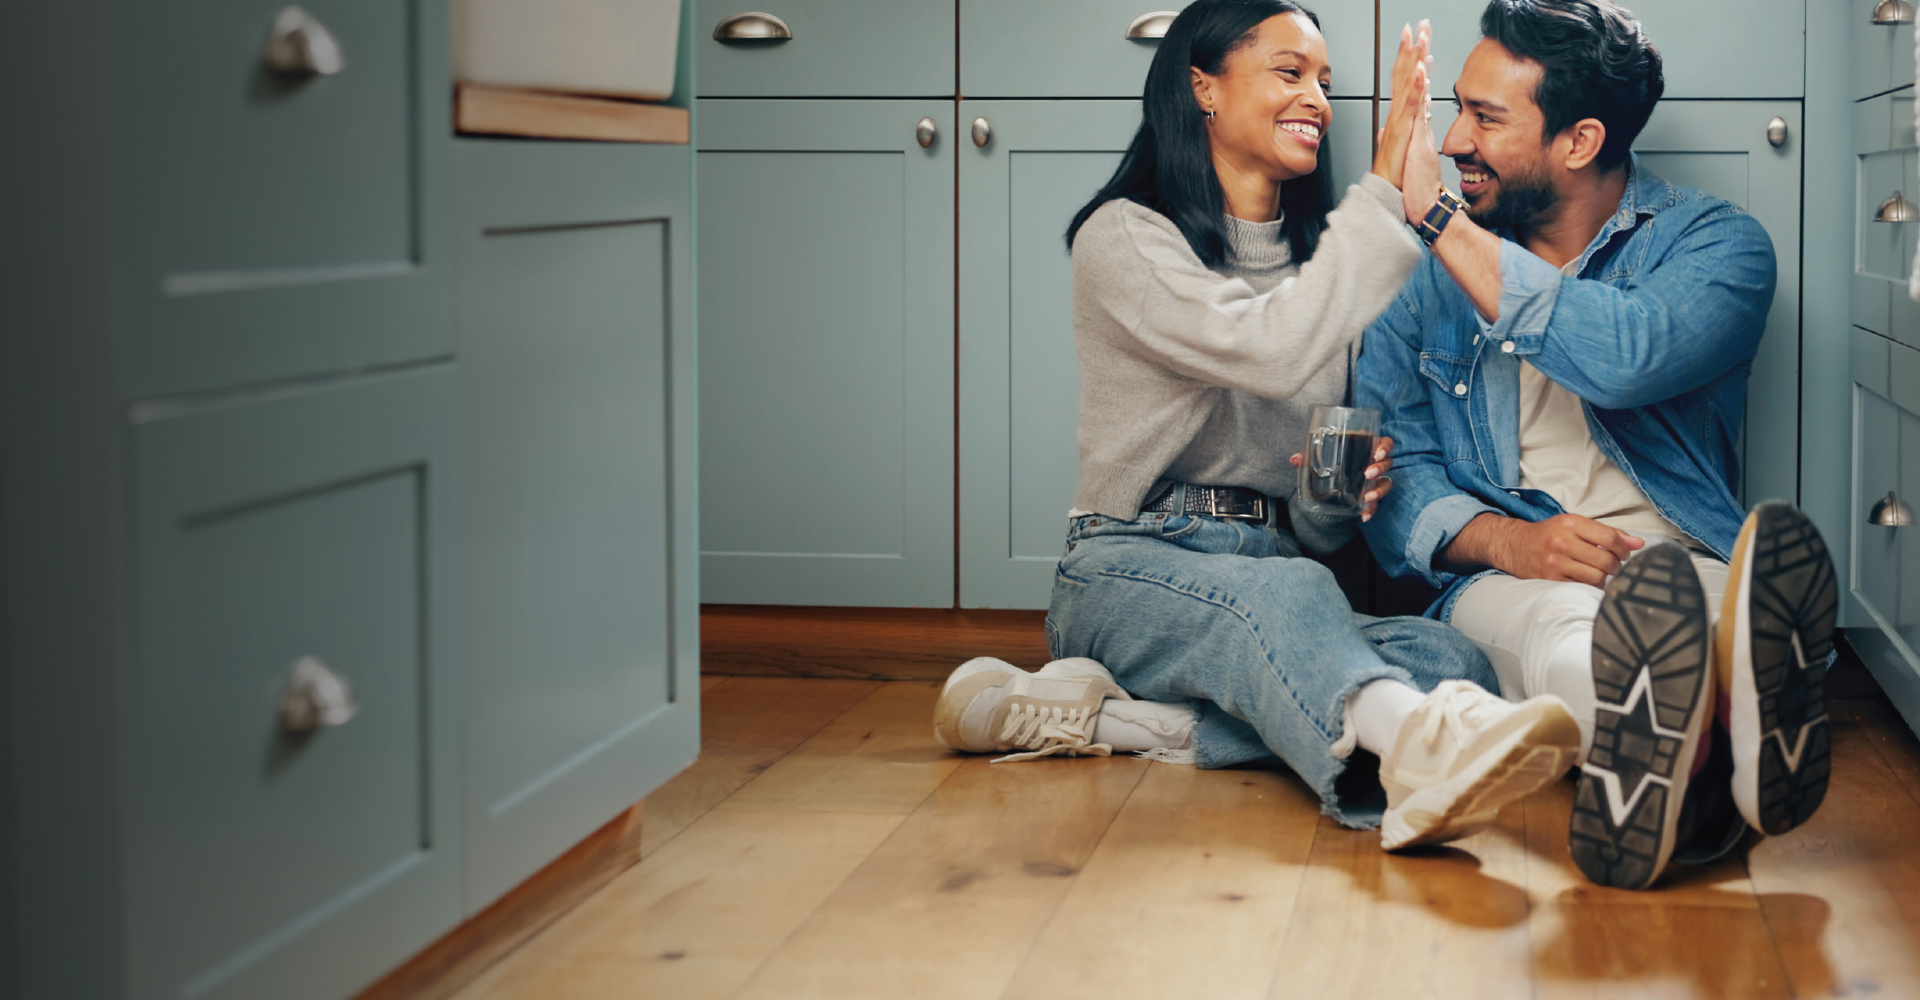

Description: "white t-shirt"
1511 260 1703 548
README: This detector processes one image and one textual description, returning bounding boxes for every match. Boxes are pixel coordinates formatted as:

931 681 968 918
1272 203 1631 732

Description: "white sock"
1347 680 1428 757
1094 698 1197 752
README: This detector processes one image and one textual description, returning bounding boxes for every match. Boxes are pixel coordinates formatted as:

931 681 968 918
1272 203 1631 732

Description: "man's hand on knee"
1442 512 1644 585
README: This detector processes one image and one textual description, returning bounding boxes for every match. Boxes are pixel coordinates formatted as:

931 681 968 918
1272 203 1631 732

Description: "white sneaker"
932 657 1132 763
1380 680 1581 851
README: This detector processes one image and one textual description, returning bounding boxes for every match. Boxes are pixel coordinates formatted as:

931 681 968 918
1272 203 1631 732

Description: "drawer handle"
916 116 937 148
1126 11 1180 39
1766 116 1788 148
262 6 344 77
279 656 359 734
1871 491 1914 527
1873 0 1915 24
971 116 992 147
1876 191 1918 223
714 12 792 41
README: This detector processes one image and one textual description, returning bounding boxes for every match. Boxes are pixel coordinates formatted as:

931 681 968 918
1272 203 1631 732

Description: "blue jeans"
1045 512 1496 828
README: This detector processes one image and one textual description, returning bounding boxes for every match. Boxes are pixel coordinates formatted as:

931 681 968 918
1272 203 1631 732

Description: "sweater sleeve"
1077 174 1423 401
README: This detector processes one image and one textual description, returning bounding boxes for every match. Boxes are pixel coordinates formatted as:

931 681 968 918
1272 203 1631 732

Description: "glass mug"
1296 405 1382 518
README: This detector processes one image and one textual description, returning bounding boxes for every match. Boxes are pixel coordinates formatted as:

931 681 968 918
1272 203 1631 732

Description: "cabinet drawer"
1382 0 1804 98
960 0 1371 98
697 0 953 96
1853 0 1916 100
119 0 451 397
126 368 458 1000
1854 92 1920 345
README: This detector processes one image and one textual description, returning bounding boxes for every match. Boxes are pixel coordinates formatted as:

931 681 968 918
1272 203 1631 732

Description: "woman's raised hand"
1401 55 1443 225
1371 20 1433 191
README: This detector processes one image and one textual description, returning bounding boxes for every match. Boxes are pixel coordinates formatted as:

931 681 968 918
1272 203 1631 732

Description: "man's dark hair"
1480 0 1664 171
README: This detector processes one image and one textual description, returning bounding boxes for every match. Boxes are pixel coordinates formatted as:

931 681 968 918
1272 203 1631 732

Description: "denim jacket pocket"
1418 351 1476 401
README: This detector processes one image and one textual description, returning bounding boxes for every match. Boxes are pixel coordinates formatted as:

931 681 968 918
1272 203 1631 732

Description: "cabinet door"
958 98 1375 609
118 0 452 398
960 0 1372 99
1847 329 1920 726
1855 94 1900 339
696 0 954 96
1380 0 1804 99
1852 0 1916 100
126 367 459 1000
699 101 956 607
455 140 700 910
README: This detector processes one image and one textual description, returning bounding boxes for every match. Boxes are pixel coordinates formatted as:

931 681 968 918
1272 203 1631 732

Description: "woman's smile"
1278 119 1324 150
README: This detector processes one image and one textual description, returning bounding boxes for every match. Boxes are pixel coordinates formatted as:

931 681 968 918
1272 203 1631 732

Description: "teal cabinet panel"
699 100 955 607
118 0 453 398
455 140 700 911
960 0 1372 98
696 0 953 96
1852 0 1915 99
958 99 1374 609
1851 334 1915 700
126 367 460 1000
1379 0 1804 99
1855 95 1897 339
1414 99 1803 508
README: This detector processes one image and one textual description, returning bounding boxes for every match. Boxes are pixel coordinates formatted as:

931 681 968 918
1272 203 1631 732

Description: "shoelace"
990 702 1114 764
1412 681 1500 753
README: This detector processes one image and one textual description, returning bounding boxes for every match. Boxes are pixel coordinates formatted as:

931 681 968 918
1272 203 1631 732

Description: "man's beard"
1462 159 1557 231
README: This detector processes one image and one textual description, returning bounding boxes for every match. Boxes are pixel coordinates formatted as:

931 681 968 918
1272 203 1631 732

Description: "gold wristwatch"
1414 188 1466 246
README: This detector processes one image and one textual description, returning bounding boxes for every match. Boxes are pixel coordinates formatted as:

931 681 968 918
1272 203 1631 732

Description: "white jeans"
1446 539 1727 759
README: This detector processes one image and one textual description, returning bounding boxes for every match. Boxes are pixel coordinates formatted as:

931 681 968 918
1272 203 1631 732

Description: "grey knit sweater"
1068 173 1423 552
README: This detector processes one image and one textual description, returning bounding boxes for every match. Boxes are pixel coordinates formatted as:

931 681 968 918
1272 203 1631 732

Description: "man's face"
1441 38 1560 230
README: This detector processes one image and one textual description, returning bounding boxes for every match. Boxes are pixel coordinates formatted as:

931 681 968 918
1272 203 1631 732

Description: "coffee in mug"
1297 405 1382 517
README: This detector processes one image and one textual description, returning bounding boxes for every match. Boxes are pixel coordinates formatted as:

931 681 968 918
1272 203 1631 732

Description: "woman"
933 0 1579 849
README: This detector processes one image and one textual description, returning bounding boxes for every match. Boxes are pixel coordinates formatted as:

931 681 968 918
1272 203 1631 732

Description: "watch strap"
1414 188 1465 246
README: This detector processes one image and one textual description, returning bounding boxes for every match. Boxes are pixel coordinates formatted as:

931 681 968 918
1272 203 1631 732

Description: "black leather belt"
1141 483 1284 524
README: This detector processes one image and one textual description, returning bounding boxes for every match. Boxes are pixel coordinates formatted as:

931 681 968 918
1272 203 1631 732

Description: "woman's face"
1191 12 1333 184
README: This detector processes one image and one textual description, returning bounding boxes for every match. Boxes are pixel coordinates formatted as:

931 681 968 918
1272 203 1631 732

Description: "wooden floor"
452 676 1920 1000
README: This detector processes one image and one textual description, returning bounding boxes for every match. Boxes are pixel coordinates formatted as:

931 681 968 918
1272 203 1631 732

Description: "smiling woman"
935 1 1586 851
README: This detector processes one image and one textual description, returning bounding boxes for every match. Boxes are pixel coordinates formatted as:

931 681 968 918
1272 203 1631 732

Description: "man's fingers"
1566 517 1634 560
1555 559 1607 587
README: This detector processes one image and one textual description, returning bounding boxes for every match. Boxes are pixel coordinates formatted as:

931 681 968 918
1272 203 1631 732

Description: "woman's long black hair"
1065 0 1337 268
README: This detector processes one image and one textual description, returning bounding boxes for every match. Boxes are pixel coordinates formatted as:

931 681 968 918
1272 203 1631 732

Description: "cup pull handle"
1872 0 1914 25
1125 11 1180 39
1871 491 1914 526
714 12 793 41
1876 191 1917 223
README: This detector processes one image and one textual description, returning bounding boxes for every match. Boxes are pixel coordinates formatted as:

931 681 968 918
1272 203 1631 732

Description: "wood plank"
732 755 1149 1000
699 675 727 694
1746 704 1920 999
701 605 1050 681
1527 902 1792 999
641 678 879 857
355 803 645 1000
1001 764 1321 1000
725 681 962 815
1267 806 1535 1000
456 84 689 144
1840 697 1920 807
450 804 903 1000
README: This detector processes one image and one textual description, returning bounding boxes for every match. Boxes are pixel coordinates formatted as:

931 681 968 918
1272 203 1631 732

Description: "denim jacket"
1356 156 1778 613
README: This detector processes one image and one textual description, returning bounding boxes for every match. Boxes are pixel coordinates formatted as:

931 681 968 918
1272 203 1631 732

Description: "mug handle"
1310 426 1339 478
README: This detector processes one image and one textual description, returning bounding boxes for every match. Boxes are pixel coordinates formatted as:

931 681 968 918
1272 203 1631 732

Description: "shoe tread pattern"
1571 544 1710 891
1748 503 1836 835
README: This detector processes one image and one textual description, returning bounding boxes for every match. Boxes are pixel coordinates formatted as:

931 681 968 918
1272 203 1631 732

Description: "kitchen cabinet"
697 100 956 607
1849 329 1920 734
696 0 954 96
454 140 699 911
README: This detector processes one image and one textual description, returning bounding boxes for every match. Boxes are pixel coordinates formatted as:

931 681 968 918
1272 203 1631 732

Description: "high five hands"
1372 20 1434 198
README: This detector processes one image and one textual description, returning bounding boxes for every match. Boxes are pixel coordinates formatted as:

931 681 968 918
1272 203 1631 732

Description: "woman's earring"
1204 108 1216 122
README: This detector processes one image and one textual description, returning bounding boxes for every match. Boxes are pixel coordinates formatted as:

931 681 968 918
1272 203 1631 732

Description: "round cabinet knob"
971 116 992 148
262 6 344 77
1873 0 1915 25
1125 11 1181 39
915 116 937 149
1877 191 1918 223
1766 116 1788 149
713 12 792 41
1871 491 1914 527
279 656 359 734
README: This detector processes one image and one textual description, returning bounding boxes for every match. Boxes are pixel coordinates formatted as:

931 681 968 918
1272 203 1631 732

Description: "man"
1358 0 1837 890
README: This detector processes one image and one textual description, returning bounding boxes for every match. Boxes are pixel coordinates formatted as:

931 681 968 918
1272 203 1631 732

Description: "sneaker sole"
1720 502 1836 836
1381 705 1581 851
1570 542 1713 891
